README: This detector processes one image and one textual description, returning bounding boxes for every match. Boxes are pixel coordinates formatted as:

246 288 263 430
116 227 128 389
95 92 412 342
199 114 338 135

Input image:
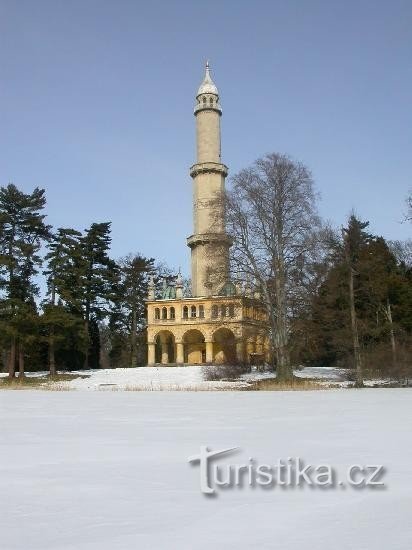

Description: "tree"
406 192 412 222
389 239 412 269
341 216 372 387
79 222 119 369
226 153 322 381
43 224 119 371
116 254 154 367
43 228 84 374
0 184 50 378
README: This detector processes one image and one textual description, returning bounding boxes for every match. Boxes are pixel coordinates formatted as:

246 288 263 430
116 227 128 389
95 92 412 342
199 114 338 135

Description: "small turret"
147 275 155 300
176 270 183 299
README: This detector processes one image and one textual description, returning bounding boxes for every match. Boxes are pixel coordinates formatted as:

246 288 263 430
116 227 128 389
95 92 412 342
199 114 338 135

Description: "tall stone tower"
187 62 232 297
145 62 269 367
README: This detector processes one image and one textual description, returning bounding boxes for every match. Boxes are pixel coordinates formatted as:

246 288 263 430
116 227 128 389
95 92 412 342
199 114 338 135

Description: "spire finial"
206 60 210 70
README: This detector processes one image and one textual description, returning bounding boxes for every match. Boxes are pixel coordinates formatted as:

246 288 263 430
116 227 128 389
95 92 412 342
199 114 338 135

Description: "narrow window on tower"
229 304 235 317
162 307 167 320
183 306 189 319
191 306 197 318
170 307 175 320
211 305 218 318
155 308 160 320
221 305 227 317
199 305 205 318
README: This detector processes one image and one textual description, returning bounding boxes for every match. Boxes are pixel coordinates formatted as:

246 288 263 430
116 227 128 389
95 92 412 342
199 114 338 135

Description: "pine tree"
116 254 154 367
341 215 372 387
80 222 119 369
0 184 50 378
43 228 84 374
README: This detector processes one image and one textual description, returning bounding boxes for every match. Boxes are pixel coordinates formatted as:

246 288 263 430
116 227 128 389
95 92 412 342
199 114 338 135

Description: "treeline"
0 184 162 377
1 172 411 383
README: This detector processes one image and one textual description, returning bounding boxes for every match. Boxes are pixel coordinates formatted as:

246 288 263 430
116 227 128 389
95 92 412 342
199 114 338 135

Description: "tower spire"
197 60 219 97
188 62 231 297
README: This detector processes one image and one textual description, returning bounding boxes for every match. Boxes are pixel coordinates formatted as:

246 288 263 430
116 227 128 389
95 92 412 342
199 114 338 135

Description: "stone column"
236 340 246 364
161 342 169 365
176 342 184 365
147 343 155 366
256 335 263 355
206 341 214 363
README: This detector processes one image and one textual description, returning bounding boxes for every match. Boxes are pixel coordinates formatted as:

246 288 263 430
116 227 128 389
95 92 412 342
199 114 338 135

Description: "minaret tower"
187 61 231 297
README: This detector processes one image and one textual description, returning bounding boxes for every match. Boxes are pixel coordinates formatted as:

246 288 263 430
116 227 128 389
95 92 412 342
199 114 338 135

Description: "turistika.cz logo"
188 446 386 495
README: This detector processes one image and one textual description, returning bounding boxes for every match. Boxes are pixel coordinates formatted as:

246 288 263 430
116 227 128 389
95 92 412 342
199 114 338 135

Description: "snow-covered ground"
60 366 250 391
1 364 395 390
0 390 411 549
1 365 397 390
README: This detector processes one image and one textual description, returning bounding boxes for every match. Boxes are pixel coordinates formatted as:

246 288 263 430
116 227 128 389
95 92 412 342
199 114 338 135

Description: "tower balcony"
186 232 232 249
190 162 228 178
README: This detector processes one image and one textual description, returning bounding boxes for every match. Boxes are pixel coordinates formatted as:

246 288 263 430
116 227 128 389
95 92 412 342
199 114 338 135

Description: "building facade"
146 63 269 366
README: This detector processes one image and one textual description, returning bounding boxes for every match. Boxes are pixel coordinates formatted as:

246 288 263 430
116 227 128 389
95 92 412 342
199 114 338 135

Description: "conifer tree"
116 254 154 367
80 222 119 369
341 215 372 387
0 184 50 378
43 228 85 374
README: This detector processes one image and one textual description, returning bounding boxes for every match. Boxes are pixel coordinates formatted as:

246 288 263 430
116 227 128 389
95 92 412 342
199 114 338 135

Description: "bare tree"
406 192 412 222
226 153 323 381
389 239 412 268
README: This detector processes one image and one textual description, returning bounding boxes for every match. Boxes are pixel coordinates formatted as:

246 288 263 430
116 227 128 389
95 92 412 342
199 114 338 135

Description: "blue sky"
1 0 411 276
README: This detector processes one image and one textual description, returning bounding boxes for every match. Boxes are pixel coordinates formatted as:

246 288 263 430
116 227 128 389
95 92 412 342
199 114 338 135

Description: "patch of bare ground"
0 373 88 390
251 377 326 391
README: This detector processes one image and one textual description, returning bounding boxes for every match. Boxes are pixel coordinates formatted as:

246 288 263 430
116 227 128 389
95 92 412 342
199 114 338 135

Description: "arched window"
162 307 167 320
199 305 205 318
211 305 219 318
203 96 206 105
183 306 189 319
191 305 197 318
209 97 213 106
221 305 227 317
170 307 175 320
229 304 235 317
155 308 160 320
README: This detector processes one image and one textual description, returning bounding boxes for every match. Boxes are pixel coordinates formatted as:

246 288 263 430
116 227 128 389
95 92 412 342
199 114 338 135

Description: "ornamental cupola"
195 61 222 115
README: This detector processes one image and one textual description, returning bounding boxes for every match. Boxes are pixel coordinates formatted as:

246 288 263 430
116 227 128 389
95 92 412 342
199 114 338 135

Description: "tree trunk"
8 337 16 379
83 319 89 369
385 299 397 375
131 308 137 368
49 280 57 376
349 266 363 387
18 343 25 378
274 261 293 381
261 283 278 371
49 329 56 376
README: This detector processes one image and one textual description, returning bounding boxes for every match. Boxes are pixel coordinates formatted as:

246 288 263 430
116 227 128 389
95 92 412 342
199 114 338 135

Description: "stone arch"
182 329 206 364
212 327 236 364
154 330 176 364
